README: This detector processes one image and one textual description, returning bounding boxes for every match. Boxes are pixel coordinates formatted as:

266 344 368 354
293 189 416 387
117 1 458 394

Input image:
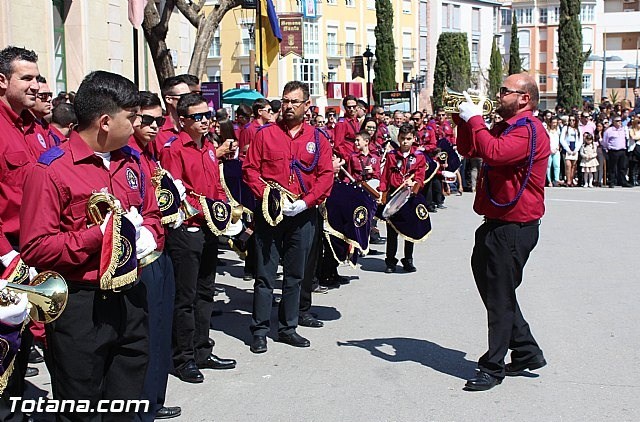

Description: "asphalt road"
27 186 640 421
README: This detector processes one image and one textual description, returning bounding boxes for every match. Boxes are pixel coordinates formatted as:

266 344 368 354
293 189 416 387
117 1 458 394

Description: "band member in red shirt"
153 76 191 159
243 81 333 354
431 107 456 145
455 73 550 391
346 131 381 182
161 93 236 384
379 124 426 274
333 95 360 160
20 71 163 420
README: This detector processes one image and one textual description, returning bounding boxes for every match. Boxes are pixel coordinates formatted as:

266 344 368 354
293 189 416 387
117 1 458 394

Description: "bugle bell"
0 271 68 324
441 87 495 116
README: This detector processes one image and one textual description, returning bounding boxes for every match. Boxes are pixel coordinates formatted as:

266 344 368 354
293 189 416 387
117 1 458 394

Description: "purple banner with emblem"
202 82 222 111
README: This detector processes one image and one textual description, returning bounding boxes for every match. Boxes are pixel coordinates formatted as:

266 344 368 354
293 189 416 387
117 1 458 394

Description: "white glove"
28 267 37 281
124 207 143 238
458 91 485 122
170 209 185 229
0 280 29 326
173 179 187 201
283 199 308 217
99 212 112 235
0 250 19 268
136 226 157 260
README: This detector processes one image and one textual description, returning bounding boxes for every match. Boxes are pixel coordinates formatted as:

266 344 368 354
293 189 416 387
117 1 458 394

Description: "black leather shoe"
155 406 182 419
436 203 447 209
401 258 416 272
312 285 329 294
505 355 547 376
622 182 633 188
250 335 268 354
277 332 310 347
464 371 502 391
207 337 215 348
174 361 203 383
198 354 236 370
25 367 39 377
427 206 438 213
385 265 396 274
319 278 341 289
299 313 324 328
28 346 44 364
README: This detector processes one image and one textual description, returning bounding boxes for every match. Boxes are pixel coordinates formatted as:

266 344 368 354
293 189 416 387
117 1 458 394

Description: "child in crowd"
580 133 599 187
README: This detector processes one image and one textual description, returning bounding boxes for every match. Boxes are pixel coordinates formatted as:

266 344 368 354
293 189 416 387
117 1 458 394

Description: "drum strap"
483 117 537 208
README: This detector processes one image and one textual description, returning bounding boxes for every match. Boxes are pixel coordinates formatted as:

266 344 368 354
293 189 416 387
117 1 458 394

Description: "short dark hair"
215 108 228 120
0 46 38 78
138 91 162 109
398 123 415 137
356 131 371 142
177 93 207 117
74 71 140 130
342 95 357 108
283 81 310 101
252 98 271 117
160 76 186 97
357 99 368 109
176 74 200 87
270 99 282 113
51 103 78 127
235 104 251 118
372 105 385 115
36 75 47 84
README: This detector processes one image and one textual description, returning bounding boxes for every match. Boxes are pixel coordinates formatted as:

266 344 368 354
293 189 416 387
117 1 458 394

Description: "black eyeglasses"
499 87 526 97
281 98 306 108
183 111 213 122
137 114 166 127
36 92 53 101
345 105 357 109
259 108 273 114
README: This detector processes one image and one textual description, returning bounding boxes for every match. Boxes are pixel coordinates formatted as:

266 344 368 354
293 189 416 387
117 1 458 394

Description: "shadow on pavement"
336 337 476 380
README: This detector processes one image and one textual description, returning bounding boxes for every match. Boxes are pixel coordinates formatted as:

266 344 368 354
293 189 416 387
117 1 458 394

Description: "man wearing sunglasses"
333 95 360 160
454 73 550 391
238 98 272 160
161 93 236 384
23 75 57 159
154 76 191 159
243 81 333 353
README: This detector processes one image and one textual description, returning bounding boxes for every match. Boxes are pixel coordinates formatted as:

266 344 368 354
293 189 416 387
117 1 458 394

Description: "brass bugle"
181 199 200 220
442 87 495 116
0 271 69 324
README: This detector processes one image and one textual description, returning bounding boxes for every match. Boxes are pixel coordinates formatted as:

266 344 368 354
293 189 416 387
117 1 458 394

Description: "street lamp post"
363 46 374 107
588 53 623 102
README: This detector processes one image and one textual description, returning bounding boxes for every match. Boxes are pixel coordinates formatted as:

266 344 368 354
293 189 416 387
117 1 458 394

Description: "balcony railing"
233 41 253 58
401 47 416 61
326 43 343 58
345 43 361 58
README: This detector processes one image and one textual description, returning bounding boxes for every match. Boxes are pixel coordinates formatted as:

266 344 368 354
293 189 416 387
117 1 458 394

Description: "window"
293 58 320 95
520 53 530 70
539 8 547 24
327 0 336 4
515 8 533 25
402 32 412 59
539 75 547 84
549 7 560 24
208 30 221 58
207 66 221 82
472 8 481 33
327 26 339 56
442 4 461 30
452 5 461 29
539 52 547 63
303 21 319 56
345 27 356 57
328 71 337 82
52 0 67 92
442 4 450 29
345 0 354 7
241 65 250 83
539 28 547 41
582 27 593 52
367 28 376 54
580 4 595 22
501 9 512 26
582 74 592 91
471 42 479 69
402 0 411 14
518 30 530 51
240 26 253 56
367 0 375 9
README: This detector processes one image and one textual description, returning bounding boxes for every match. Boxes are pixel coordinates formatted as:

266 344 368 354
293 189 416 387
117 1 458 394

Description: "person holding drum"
379 124 427 273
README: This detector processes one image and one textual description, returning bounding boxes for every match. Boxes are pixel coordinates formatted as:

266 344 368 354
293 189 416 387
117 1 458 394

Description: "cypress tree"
557 0 586 109
373 0 396 103
488 36 503 99
433 32 471 109
509 13 522 75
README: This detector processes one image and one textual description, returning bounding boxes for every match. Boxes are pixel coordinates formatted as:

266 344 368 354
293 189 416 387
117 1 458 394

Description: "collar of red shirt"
177 130 214 148
160 116 180 134
502 110 535 128
277 119 311 139
68 131 126 164
128 135 154 157
0 99 25 129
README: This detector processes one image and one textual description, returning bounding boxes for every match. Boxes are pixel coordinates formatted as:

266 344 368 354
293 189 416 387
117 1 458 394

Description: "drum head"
382 187 411 219
442 170 457 183
364 179 380 192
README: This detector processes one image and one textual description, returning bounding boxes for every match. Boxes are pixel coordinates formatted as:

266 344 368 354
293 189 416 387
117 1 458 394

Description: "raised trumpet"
442 87 495 116
0 271 68 323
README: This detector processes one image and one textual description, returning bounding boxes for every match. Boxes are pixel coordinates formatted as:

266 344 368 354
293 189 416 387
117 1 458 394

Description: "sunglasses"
36 92 53 101
499 87 526 96
183 111 213 122
137 114 166 127
259 108 273 114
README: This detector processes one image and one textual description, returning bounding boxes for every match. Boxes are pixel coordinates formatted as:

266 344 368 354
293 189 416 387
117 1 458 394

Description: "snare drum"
382 186 411 219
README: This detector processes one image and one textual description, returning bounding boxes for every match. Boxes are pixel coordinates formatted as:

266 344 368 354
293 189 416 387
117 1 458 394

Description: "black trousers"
607 149 628 186
471 220 542 379
166 227 217 370
385 222 413 266
137 253 175 422
251 207 316 336
0 330 32 421
46 284 149 422
299 209 322 314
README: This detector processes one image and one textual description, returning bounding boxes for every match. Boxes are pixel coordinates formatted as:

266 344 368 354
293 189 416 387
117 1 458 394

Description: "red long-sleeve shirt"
238 119 261 160
379 148 427 193
243 121 333 208
19 132 162 286
345 151 381 182
161 132 227 229
333 116 360 160
455 111 550 222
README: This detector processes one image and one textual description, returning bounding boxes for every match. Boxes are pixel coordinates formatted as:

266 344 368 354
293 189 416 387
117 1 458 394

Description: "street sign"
379 90 411 112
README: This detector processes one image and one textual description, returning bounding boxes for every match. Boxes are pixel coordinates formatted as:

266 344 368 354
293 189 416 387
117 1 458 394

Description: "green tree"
373 0 396 103
432 32 471 109
557 0 588 109
488 36 503 99
508 13 522 75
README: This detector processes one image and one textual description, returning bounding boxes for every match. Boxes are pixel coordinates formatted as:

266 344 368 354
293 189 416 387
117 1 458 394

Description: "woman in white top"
559 115 582 187
546 116 561 187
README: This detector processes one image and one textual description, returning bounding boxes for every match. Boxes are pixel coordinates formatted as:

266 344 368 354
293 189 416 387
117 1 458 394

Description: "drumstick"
389 174 414 198
340 166 381 199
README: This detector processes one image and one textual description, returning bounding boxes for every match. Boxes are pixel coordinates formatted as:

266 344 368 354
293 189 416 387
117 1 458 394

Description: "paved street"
28 187 640 421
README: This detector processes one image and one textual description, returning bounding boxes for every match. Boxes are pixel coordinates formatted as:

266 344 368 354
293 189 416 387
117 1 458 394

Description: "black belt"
484 218 540 227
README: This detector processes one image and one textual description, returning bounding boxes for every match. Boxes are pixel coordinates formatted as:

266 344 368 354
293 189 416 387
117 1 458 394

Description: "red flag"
128 0 148 29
